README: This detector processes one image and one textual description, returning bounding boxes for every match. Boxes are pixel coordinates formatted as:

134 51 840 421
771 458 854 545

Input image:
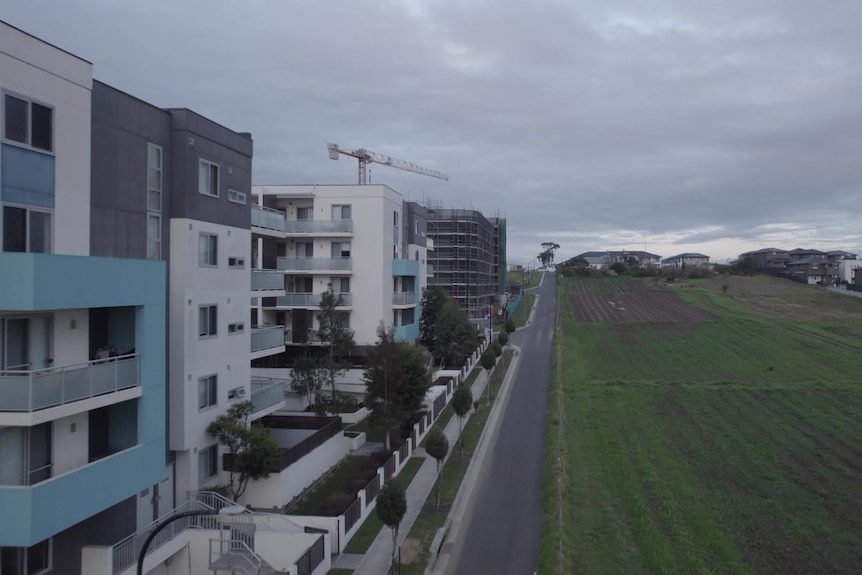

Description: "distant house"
571 250 662 269
785 257 840 285
738 248 790 269
826 250 857 261
788 248 827 261
661 253 711 269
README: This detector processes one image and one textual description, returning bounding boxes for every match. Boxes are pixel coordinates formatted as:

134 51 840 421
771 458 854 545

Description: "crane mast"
327 143 448 185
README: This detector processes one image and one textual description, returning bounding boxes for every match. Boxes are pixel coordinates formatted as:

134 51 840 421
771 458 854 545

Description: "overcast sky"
5 0 862 265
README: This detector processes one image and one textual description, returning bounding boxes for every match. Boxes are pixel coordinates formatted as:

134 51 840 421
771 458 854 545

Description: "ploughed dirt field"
569 288 715 323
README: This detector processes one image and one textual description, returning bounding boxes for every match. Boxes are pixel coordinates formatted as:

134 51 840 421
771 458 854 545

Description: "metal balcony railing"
276 257 352 271
0 354 139 412
275 293 352 307
250 378 285 414
251 204 286 232
283 220 352 234
250 326 285 353
251 269 284 291
392 292 417 305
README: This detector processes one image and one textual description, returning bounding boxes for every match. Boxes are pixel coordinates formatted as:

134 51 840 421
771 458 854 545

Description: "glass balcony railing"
0 355 139 412
251 205 286 232
427 263 435 275
277 257 352 271
275 293 353 307
250 326 285 353
283 220 352 234
251 269 284 291
250 378 285 414
393 292 417 305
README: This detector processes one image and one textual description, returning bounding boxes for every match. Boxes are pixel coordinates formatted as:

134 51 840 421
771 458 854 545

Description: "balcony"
393 292 417 306
251 269 284 292
251 205 286 232
427 263 435 276
0 354 139 413
277 257 352 272
274 293 353 308
250 377 285 415
283 219 352 235
250 326 285 354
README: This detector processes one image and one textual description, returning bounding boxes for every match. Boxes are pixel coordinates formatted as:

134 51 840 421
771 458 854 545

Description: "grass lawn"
540 275 862 574
512 292 536 328
343 457 425 554
346 418 400 445
290 457 368 515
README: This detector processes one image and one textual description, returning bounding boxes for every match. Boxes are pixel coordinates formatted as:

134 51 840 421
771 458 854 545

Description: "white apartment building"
250 185 430 353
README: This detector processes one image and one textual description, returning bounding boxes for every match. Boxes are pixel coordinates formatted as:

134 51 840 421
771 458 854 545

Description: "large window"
297 207 313 220
198 160 219 197
198 374 217 410
147 144 162 211
296 242 313 258
2 206 51 253
4 94 53 152
198 445 218 484
331 204 351 220
331 242 351 258
0 538 52 575
147 214 161 260
199 233 218 266
198 305 217 337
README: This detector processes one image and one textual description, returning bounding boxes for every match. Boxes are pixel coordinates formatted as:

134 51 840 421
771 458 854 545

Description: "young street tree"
290 354 323 413
497 330 509 348
505 317 516 335
206 401 280 502
315 283 355 413
424 428 449 509
364 323 431 450
451 384 473 456
376 478 407 570
480 347 497 405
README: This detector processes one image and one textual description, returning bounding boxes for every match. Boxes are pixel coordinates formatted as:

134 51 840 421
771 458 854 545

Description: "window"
415 221 420 234
198 445 218 484
0 538 52 574
4 94 52 152
147 214 161 260
199 233 218 266
331 204 351 220
394 211 399 226
228 256 245 268
337 278 350 293
297 207 312 220
198 160 219 197
198 305 217 337
198 374 217 409
147 144 162 211
331 242 351 258
228 322 245 334
2 206 51 253
296 242 313 258
228 189 246 205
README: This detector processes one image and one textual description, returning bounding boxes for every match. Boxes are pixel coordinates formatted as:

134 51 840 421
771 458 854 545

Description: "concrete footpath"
330 355 516 575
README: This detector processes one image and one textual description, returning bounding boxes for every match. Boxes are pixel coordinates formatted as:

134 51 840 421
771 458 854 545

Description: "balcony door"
1 316 51 371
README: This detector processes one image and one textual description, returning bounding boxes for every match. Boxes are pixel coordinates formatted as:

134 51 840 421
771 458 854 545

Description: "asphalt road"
445 273 556 575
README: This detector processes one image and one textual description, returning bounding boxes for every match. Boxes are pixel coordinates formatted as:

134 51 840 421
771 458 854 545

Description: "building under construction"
426 207 507 319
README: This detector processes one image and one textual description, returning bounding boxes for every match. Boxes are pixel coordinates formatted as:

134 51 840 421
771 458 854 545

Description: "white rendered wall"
168 218 252 498
0 22 93 256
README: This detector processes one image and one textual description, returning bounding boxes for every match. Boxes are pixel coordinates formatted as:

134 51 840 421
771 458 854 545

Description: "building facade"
660 253 710 269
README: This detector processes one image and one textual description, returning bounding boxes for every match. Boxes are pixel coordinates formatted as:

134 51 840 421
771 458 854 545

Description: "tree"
505 318 516 335
609 261 627 275
376 478 407 570
364 323 431 451
290 354 323 412
491 341 503 357
733 255 758 276
315 283 355 413
424 428 449 509
451 384 473 456
480 347 497 405
419 285 448 349
433 299 477 368
497 330 509 348
206 401 280 502
538 242 561 268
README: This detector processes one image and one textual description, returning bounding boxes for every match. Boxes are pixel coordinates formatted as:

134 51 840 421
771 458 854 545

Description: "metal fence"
295 534 326 575
364 476 380 506
383 453 397 481
398 441 410 464
343 497 362 532
432 392 446 420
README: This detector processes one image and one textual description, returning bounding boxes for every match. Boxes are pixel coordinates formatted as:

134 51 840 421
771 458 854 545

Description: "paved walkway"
331 367 492 574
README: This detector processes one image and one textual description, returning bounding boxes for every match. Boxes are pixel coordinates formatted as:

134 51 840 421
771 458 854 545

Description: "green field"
541 275 862 574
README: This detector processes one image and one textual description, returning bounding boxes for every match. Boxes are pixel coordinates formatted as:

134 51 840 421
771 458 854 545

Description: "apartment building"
1 23 167 572
661 253 711 269
425 208 506 319
250 184 428 354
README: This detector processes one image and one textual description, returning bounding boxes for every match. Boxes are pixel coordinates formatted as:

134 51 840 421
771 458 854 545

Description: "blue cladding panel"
392 258 419 278
394 322 419 343
0 253 166 546
1 144 55 208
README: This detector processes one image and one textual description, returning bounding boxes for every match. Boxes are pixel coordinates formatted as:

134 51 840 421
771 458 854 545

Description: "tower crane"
327 143 449 185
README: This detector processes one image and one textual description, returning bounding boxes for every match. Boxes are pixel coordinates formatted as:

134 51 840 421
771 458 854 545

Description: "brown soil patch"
400 538 422 564
570 291 715 323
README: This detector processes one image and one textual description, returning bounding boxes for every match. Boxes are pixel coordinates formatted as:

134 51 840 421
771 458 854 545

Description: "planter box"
346 431 366 451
